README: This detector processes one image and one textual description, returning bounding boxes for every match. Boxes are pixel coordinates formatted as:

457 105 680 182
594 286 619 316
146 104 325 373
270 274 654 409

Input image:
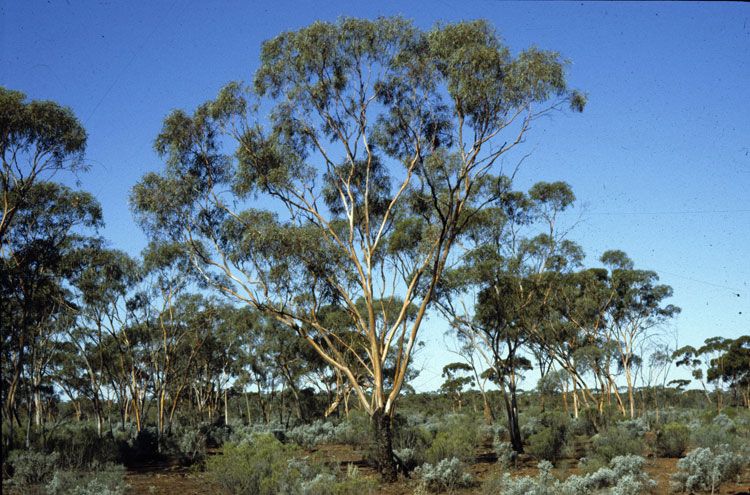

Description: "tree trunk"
224 388 229 425
482 395 495 425
371 408 397 482
502 380 524 453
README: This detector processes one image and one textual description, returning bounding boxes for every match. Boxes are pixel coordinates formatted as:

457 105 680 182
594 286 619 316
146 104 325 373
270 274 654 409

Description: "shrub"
394 447 420 471
392 414 432 454
526 415 567 463
45 463 127 495
568 415 597 437
300 464 376 495
520 415 544 437
424 415 478 464
414 457 473 493
670 445 748 493
123 426 160 463
617 417 651 436
481 460 557 495
171 426 207 464
590 425 643 462
331 412 372 448
206 434 306 495
481 455 655 495
45 423 119 469
8 450 59 487
288 420 336 448
711 413 736 431
493 440 517 468
690 416 743 451
656 422 689 457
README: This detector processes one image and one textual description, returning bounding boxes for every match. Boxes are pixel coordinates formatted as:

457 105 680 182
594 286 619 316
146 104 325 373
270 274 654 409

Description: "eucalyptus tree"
599 250 679 418
0 87 87 246
0 181 102 448
440 362 475 412
132 17 584 479
675 336 749 411
705 336 749 409
436 181 581 451
66 244 140 436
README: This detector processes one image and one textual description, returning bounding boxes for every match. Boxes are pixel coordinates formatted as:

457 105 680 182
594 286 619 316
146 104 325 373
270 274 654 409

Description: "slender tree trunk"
482 395 495 425
224 388 229 425
500 374 524 453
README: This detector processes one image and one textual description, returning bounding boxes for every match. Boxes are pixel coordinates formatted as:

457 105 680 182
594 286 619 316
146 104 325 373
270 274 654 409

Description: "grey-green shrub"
493 440 516 468
670 445 748 493
414 457 473 493
174 426 207 463
45 463 127 495
481 455 655 495
656 422 689 457
288 420 336 448
300 465 376 495
9 450 59 487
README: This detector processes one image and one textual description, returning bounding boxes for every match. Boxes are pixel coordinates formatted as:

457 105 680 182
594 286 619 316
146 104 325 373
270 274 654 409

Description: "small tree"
132 17 584 480
440 362 475 411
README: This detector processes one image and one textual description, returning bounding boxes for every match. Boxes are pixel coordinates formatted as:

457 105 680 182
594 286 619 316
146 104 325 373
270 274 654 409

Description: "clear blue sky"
2 1 748 391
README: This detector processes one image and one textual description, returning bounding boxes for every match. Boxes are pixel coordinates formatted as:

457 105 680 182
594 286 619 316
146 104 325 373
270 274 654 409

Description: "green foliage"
656 422 690 458
589 425 643 463
45 463 127 495
331 412 372 448
424 415 479 464
167 425 207 464
690 421 741 450
205 434 305 495
8 450 59 487
526 413 568 463
45 423 119 470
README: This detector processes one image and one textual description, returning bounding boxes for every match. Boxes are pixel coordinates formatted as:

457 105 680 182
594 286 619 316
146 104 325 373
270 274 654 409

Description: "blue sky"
2 1 748 391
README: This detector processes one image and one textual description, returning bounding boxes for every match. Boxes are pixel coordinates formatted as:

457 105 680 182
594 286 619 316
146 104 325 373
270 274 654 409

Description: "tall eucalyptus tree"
132 18 584 479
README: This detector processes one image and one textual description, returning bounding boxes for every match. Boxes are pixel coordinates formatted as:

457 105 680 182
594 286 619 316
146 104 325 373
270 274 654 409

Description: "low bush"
206 434 306 495
670 445 748 493
45 423 119 469
424 421 478 464
589 425 643 463
301 464 376 495
330 412 372 449
45 463 128 495
493 440 516 468
656 422 690 458
8 450 59 487
122 426 160 464
481 455 655 495
167 425 207 464
287 420 336 448
526 413 568 463
414 457 473 493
